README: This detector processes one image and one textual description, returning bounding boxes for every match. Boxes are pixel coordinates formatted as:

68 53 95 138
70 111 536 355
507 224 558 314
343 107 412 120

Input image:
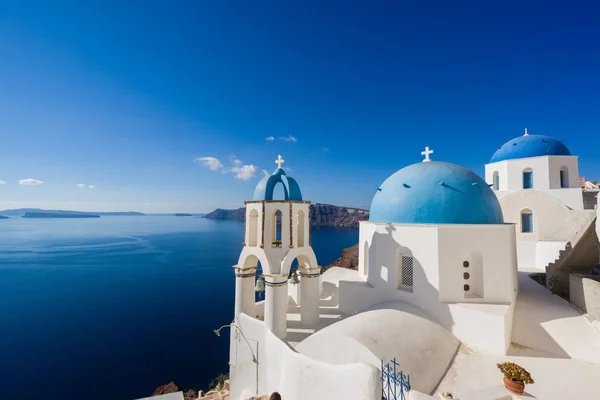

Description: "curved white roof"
295 300 460 394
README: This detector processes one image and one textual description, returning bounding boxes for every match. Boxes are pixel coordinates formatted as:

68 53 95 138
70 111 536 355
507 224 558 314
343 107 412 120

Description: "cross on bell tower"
275 155 285 169
421 146 434 162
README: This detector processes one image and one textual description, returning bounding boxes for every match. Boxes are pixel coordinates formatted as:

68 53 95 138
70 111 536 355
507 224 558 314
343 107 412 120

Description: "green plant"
497 362 534 384
207 372 229 391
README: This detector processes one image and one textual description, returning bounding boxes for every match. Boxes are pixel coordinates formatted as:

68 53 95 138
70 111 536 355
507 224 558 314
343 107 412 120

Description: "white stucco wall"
485 155 583 210
437 224 517 304
229 313 380 400
535 241 567 270
497 190 596 268
345 222 517 354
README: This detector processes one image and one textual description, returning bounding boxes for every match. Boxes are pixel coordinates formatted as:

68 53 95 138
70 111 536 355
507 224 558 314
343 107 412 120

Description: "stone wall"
569 274 600 321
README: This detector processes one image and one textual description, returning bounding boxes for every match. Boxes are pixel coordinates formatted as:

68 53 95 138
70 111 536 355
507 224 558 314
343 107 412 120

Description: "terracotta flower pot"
504 376 525 394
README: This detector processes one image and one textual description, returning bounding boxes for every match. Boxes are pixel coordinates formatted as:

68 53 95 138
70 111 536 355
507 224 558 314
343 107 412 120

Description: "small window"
463 272 470 279
463 261 470 268
493 171 500 190
560 167 569 188
401 256 414 288
523 170 533 189
521 211 534 233
464 284 470 292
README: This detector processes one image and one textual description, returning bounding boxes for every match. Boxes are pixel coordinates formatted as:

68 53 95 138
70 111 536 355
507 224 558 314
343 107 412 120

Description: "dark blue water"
0 216 357 400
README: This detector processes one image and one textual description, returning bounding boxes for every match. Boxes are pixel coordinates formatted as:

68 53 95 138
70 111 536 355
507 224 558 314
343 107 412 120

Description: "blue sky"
1 1 599 213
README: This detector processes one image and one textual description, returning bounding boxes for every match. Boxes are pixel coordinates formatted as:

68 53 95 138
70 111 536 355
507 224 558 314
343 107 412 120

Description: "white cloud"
0 180 5 184
89 185 95 189
230 164 258 180
266 135 298 142
280 135 298 142
194 156 224 171
19 178 44 185
233 159 242 166
262 169 270 177
76 183 85 188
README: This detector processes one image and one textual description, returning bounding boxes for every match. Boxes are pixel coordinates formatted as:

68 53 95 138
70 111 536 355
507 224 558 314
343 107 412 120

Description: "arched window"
272 209 282 247
248 209 258 247
560 166 569 188
396 247 414 292
297 210 305 247
521 208 534 233
522 168 533 189
493 171 500 190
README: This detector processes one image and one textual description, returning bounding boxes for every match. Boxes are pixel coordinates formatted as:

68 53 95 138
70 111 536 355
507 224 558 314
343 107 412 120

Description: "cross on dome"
275 154 285 169
421 146 434 162
524 128 529 136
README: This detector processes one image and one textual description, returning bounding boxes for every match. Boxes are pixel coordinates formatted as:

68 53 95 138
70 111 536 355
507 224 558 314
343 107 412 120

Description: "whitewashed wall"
229 313 381 400
344 222 517 354
485 155 583 210
498 190 596 268
437 224 517 304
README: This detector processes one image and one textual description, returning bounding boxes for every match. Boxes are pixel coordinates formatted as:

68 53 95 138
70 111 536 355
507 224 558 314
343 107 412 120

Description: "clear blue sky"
1 0 599 213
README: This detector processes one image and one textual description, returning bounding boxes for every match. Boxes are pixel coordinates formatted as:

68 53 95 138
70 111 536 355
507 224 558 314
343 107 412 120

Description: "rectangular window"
401 256 414 288
521 213 533 233
560 170 566 188
523 171 533 189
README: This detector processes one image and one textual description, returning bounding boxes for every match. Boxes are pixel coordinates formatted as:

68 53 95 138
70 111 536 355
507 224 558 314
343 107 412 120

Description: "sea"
0 216 358 400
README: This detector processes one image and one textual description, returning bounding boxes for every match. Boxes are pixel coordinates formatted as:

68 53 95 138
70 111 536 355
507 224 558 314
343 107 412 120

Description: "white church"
225 133 600 400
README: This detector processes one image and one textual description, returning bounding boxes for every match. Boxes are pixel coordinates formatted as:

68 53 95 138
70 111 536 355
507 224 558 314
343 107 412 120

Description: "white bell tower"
233 155 321 339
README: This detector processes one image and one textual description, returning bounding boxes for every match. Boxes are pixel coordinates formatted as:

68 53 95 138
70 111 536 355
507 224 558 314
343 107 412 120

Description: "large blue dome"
369 161 504 225
253 167 302 201
490 134 571 163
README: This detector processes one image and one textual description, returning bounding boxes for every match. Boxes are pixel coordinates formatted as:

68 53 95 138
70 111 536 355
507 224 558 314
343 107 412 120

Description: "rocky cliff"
323 243 360 272
204 203 369 228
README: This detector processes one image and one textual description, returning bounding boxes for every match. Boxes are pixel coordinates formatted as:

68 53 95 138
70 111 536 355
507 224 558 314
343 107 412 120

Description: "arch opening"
272 209 283 247
560 166 569 188
520 208 534 233
493 171 500 190
522 168 533 189
248 209 259 247
297 209 305 247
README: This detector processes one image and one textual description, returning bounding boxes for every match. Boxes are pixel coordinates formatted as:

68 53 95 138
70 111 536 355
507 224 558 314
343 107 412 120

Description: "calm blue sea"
0 216 357 400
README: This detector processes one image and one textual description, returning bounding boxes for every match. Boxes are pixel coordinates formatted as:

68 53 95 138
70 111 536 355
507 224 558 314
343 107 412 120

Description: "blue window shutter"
523 171 533 189
521 213 533 233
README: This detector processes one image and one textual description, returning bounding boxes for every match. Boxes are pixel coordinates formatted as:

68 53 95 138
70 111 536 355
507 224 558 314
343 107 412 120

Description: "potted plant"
497 362 534 394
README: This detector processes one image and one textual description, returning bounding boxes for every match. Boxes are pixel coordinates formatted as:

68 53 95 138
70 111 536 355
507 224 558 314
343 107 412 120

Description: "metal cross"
275 154 285 168
421 146 433 162
524 128 529 136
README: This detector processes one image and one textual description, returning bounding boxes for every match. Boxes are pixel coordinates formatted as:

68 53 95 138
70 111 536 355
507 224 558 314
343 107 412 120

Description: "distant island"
0 215 9 219
0 208 145 217
204 203 369 228
175 213 193 217
23 212 101 219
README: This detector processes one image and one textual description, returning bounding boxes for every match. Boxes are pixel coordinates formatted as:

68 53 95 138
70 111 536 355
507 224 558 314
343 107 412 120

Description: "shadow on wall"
366 224 456 333
509 271 572 359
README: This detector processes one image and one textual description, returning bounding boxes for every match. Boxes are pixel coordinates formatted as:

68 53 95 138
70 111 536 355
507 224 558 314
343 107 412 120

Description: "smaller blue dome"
253 168 303 201
490 134 571 163
369 161 503 225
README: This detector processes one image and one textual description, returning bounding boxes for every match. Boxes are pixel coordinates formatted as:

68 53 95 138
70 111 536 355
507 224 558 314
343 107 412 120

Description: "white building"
226 151 600 400
484 130 598 277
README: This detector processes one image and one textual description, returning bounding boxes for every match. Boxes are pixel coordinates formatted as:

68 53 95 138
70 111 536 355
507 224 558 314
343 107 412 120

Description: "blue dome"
253 168 303 201
369 162 504 225
490 134 571 163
